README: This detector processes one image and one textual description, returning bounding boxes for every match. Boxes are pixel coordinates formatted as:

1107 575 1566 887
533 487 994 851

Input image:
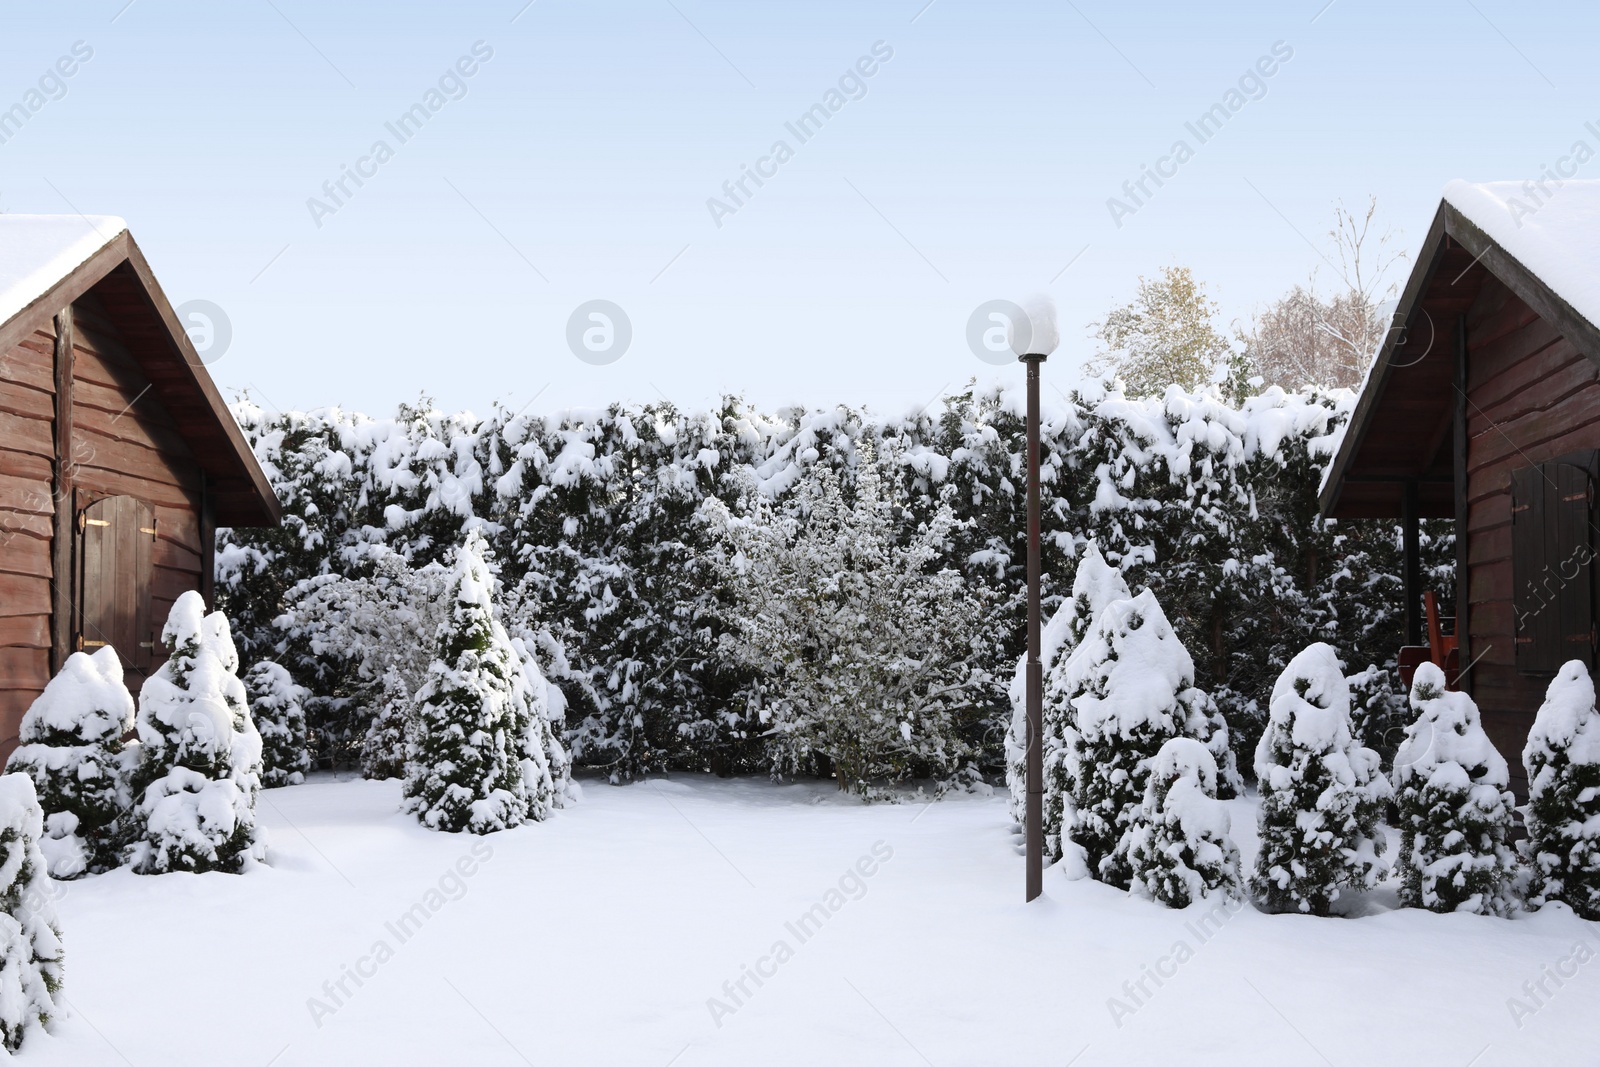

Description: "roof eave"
1316 205 1452 518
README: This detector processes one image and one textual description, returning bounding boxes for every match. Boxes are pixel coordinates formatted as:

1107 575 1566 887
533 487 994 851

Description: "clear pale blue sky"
2 0 1595 418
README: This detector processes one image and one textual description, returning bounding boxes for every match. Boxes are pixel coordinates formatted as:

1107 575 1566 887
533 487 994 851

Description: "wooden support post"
1454 316 1472 692
1403 480 1422 647
49 307 75 673
199 474 215 612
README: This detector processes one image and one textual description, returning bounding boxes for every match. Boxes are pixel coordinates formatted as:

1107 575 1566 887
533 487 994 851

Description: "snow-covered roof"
1443 179 1600 332
1320 179 1600 519
0 214 128 329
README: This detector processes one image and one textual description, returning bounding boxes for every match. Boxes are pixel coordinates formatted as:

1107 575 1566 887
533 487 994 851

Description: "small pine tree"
5 646 135 878
1063 589 1233 888
129 592 265 874
1251 643 1390 916
1523 661 1600 919
1125 737 1242 907
403 533 530 834
0 774 64 1051
244 661 311 787
1392 663 1518 916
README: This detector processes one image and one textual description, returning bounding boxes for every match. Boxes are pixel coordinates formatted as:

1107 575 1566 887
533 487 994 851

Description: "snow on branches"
1124 737 1242 907
1523 662 1600 919
6 647 134 878
218 384 1438 795
402 533 561 833
0 776 63 1052
1392 663 1518 916
1060 589 1236 888
715 443 991 795
128 592 265 875
1251 643 1389 915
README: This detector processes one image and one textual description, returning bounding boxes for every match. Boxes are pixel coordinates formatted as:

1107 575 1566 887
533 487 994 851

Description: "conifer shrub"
1251 643 1389 915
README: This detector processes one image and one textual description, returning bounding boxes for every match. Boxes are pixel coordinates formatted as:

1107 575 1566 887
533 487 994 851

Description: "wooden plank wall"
0 290 207 753
0 319 59 750
70 293 204 687
1465 274 1600 790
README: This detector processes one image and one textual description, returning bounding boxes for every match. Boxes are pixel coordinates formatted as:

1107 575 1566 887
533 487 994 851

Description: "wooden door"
77 495 155 671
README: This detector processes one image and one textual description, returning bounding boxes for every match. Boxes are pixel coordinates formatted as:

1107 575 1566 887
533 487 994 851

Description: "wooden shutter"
1512 455 1597 673
1512 465 1553 671
1554 457 1596 669
77 495 155 671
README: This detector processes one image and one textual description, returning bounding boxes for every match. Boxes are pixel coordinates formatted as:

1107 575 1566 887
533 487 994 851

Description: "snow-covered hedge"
217 385 1448 785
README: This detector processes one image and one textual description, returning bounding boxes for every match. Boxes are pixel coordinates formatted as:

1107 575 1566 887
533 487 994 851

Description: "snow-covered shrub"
1251 643 1389 915
717 445 991 795
1009 543 1129 859
0 775 64 1051
1523 661 1600 919
1390 663 1518 916
1062 589 1236 887
1346 663 1407 772
403 533 532 834
244 661 310 787
5 647 134 878
359 668 412 781
128 592 265 875
1124 737 1242 907
273 549 449 775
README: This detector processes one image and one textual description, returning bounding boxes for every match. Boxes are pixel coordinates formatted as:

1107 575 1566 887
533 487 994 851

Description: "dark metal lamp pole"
1021 348 1046 903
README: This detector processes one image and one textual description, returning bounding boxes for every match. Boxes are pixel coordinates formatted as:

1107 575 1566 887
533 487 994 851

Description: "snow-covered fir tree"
1251 643 1389 915
128 592 265 874
1392 662 1518 916
717 443 991 795
1523 661 1600 919
1060 589 1236 887
403 533 538 833
5 646 134 878
1124 737 1242 907
244 661 311 787
0 775 64 1052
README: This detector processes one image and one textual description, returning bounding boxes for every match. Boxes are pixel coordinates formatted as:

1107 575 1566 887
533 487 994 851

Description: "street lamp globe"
1009 292 1060 360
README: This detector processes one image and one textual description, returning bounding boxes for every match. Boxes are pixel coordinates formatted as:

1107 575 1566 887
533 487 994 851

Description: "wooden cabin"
1320 180 1600 791
0 216 279 753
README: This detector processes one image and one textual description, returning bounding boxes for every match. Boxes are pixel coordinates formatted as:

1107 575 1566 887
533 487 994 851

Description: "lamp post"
1010 294 1059 903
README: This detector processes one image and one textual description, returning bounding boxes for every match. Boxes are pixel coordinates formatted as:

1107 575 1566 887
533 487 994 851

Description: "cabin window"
76 494 156 671
1511 453 1598 673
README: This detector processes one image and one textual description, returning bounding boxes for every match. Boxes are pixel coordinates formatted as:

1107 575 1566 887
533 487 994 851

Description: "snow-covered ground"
32 775 1600 1066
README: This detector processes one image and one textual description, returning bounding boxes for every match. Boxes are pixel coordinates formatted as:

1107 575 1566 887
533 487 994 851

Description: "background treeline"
216 382 1453 786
